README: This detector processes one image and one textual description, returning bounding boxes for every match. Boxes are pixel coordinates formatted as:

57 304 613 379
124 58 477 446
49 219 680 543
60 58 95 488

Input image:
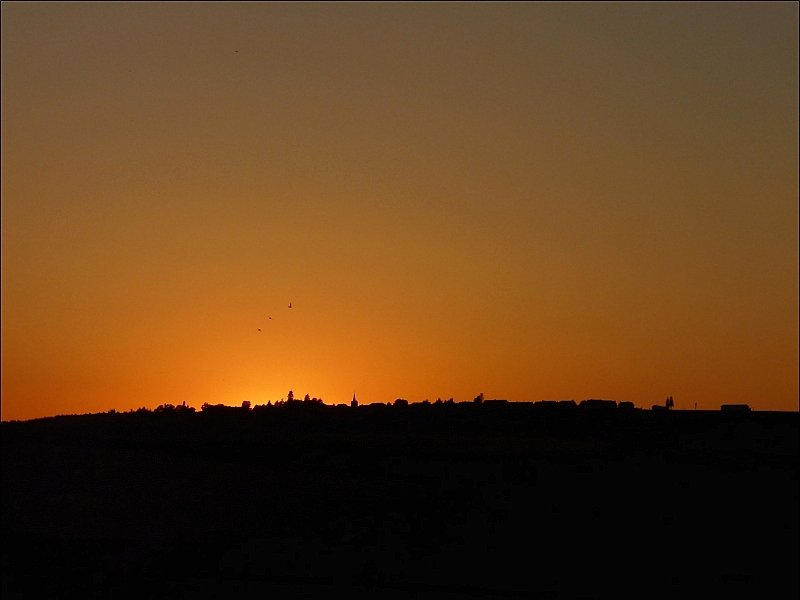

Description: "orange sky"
2 2 798 420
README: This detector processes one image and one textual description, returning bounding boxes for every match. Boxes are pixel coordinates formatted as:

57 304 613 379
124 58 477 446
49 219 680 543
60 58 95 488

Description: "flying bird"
257 328 261 332
288 302 292 309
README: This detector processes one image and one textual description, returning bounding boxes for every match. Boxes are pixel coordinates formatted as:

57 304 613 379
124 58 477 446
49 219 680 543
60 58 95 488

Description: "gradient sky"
2 2 798 420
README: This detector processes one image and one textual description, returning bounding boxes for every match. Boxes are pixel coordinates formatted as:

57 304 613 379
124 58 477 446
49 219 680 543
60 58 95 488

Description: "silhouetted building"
558 400 577 410
579 399 617 411
618 401 635 411
536 401 559 410
721 404 751 413
393 398 408 407
351 394 358 408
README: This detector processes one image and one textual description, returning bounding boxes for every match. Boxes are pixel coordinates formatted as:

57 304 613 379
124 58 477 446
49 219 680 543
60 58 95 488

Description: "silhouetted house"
535 401 559 410
393 398 408 407
618 401 635 411
200 403 240 414
721 404 751 413
579 399 617 411
651 404 668 412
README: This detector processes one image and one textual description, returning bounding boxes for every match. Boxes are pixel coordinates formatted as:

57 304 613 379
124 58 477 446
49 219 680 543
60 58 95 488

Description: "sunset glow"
2 2 798 420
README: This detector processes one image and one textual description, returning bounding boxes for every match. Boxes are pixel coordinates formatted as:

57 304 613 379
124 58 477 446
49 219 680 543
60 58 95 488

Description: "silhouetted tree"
304 394 311 402
474 393 484 404
242 400 251 410
287 390 295 403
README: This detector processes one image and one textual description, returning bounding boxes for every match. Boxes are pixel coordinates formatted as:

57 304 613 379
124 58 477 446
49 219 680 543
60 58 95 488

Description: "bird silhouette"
257 328 261 332
288 302 292 309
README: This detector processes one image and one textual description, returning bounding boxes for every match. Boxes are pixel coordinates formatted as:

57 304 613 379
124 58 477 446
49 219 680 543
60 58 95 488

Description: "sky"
2 2 798 420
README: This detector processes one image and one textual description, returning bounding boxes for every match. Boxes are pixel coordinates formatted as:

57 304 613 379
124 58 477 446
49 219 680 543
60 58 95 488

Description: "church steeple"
351 393 358 408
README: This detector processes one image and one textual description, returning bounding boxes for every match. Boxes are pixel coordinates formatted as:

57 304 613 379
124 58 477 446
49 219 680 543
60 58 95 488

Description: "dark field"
2 403 797 599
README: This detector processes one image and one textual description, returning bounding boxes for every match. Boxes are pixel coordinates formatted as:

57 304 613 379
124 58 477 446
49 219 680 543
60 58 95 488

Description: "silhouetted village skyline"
47 392 754 422
3 390 793 599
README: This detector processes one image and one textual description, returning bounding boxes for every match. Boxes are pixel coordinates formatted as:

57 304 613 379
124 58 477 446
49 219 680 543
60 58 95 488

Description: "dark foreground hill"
2 403 797 599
